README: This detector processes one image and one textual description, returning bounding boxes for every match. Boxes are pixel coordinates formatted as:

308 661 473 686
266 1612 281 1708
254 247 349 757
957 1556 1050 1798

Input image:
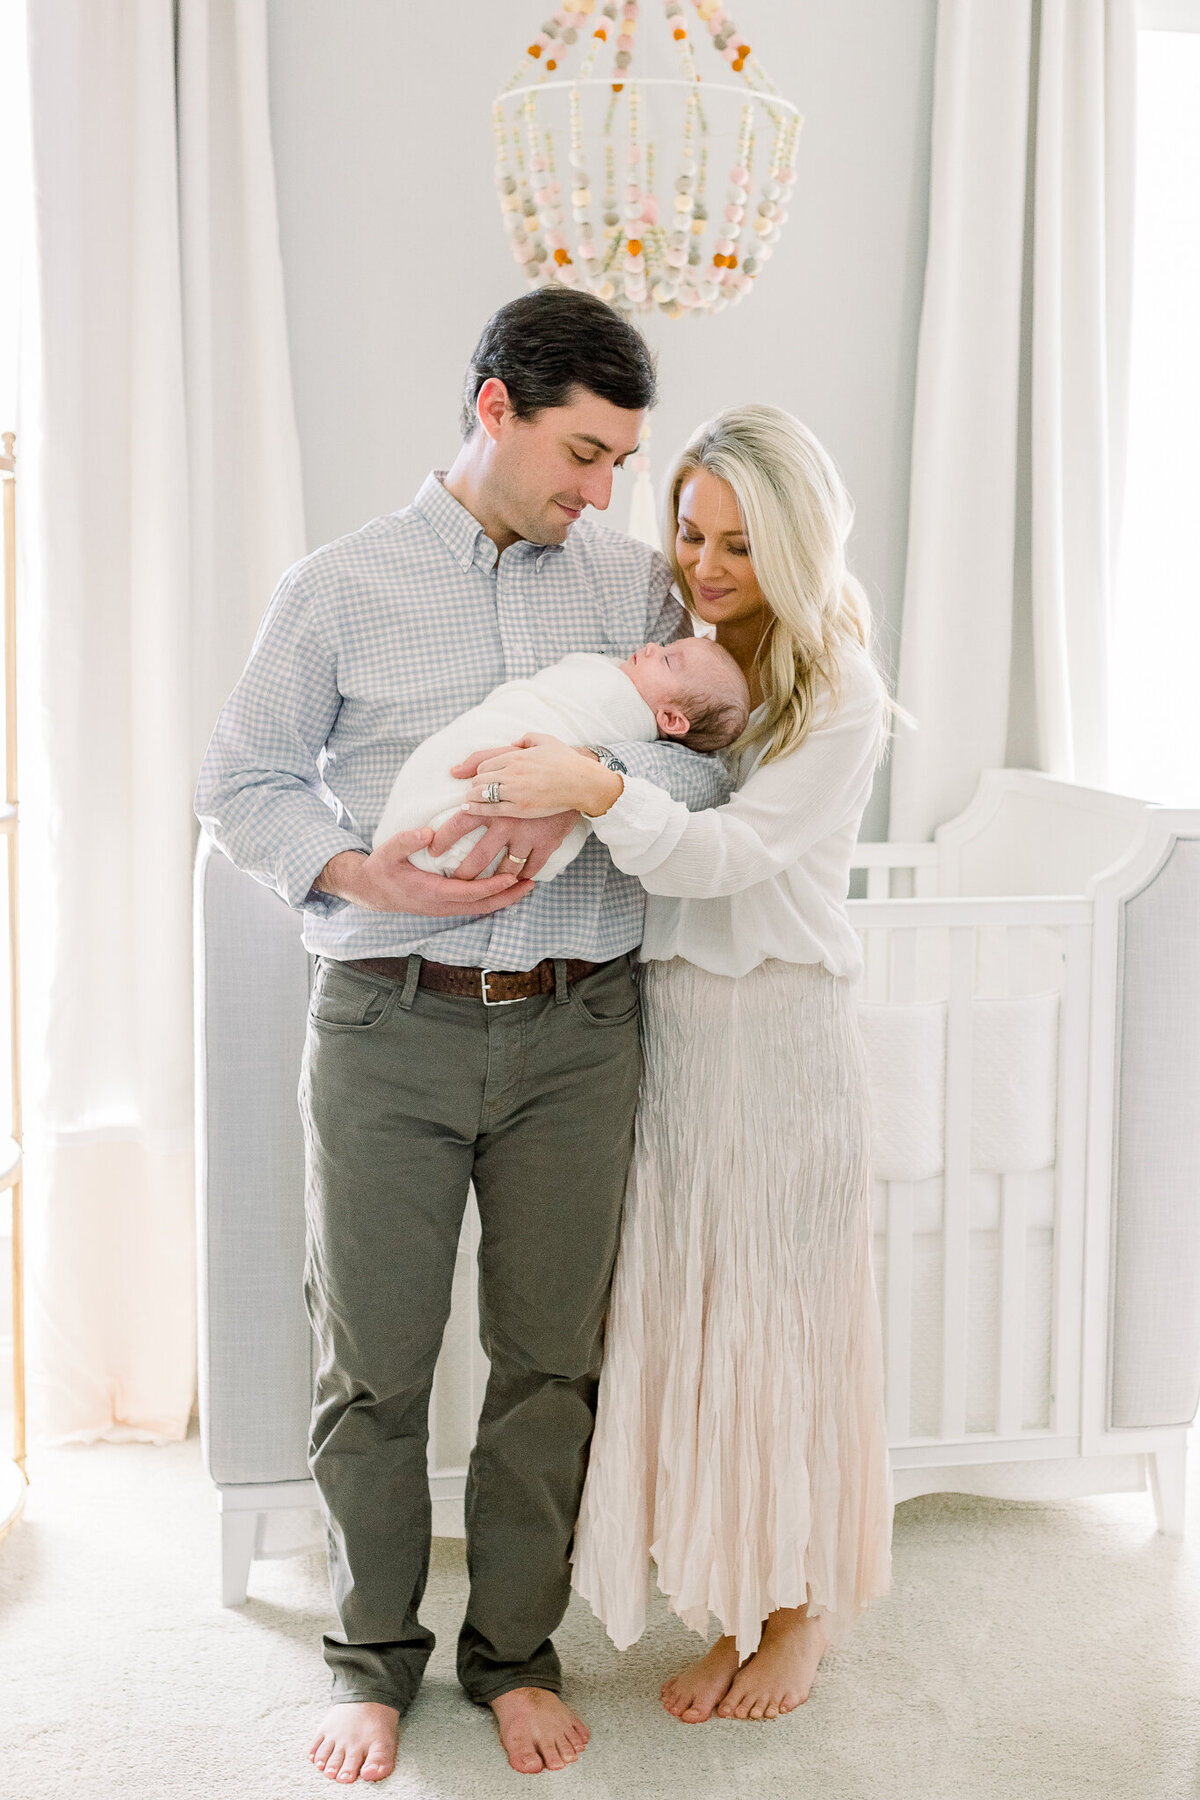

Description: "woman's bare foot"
717 1607 828 1721
489 1687 590 1774
308 1700 400 1783
660 1634 741 1723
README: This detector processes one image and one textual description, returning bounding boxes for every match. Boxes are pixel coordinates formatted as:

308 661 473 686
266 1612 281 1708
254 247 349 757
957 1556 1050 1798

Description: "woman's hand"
451 735 624 819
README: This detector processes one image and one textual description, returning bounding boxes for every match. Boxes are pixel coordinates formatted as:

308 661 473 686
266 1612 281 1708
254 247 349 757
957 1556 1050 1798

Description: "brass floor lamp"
0 431 25 1542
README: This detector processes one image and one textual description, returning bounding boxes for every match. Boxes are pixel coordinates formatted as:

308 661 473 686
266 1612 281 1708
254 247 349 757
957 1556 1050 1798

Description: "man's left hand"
429 799 583 881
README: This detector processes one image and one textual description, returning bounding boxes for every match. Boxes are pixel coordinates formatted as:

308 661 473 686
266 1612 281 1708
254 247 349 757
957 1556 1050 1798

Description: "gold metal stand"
0 431 25 1542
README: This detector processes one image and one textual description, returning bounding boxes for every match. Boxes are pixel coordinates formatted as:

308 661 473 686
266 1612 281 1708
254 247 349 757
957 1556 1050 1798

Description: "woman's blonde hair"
664 403 894 767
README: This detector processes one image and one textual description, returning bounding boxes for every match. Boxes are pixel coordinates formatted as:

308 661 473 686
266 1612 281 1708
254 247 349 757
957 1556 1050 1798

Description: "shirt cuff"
279 824 372 913
589 774 691 875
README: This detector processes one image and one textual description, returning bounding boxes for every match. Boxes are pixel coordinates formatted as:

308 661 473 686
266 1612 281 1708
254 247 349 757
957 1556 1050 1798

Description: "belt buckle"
480 968 528 1007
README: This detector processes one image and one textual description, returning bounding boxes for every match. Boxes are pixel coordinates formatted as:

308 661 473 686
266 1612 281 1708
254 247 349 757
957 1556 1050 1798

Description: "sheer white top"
591 642 889 980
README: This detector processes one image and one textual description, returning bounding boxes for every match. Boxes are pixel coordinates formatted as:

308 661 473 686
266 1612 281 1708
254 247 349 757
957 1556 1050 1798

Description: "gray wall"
266 0 936 838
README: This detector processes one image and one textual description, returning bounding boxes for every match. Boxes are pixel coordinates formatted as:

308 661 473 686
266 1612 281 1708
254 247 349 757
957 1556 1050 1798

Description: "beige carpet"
1 1429 1197 1800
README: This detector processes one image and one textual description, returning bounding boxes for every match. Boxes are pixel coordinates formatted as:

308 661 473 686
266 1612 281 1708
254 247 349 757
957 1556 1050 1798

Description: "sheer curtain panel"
889 0 1137 841
23 0 305 1440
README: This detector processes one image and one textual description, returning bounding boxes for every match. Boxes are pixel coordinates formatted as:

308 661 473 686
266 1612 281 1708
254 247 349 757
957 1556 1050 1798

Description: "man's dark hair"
461 288 657 438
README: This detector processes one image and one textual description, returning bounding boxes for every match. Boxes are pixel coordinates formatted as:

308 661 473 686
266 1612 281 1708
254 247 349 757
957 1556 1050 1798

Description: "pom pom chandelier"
492 1 802 318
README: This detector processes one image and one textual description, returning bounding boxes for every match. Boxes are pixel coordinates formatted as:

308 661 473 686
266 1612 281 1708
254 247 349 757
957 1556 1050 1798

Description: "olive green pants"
298 952 641 1713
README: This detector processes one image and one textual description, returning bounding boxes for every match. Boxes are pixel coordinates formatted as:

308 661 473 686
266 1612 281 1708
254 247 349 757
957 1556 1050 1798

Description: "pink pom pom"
714 236 734 255
625 183 640 202
640 197 659 224
530 154 548 173
730 165 750 187
665 245 687 267
723 203 743 223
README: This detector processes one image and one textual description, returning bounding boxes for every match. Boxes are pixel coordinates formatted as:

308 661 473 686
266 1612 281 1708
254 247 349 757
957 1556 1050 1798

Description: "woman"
460 405 895 1724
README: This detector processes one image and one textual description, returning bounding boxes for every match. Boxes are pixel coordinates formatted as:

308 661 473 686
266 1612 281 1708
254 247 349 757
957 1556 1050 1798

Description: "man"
195 288 728 1783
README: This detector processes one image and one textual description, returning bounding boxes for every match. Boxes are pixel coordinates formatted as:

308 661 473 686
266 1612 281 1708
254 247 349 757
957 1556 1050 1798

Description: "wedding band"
482 782 502 804
504 853 528 868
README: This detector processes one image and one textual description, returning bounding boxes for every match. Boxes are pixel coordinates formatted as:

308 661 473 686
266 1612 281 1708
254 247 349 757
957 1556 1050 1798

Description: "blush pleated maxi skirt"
570 955 893 1661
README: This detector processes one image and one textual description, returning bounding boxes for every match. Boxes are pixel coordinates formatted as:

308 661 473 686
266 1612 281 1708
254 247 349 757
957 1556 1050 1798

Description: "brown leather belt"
348 955 606 1006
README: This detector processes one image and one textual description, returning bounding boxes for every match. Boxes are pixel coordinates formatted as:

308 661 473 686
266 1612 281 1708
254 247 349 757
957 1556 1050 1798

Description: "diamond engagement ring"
482 782 502 804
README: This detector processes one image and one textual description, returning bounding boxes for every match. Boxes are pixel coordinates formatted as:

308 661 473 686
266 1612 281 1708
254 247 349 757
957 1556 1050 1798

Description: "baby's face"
620 637 721 726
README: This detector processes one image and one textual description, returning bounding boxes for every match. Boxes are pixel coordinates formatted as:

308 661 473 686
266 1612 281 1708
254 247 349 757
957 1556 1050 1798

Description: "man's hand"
429 809 584 881
315 829 534 917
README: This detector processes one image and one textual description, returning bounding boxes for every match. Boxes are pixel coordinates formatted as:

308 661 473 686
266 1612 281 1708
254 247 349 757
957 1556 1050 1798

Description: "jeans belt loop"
399 954 422 1011
554 958 569 1004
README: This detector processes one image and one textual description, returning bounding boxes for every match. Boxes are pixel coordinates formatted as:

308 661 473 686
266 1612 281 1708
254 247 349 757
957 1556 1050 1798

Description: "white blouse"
590 642 889 980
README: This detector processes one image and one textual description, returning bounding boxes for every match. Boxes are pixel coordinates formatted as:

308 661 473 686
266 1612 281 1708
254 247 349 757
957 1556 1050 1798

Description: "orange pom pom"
528 43 542 57
627 238 643 255
554 248 572 265
611 82 624 92
739 43 751 56
594 26 607 37
546 58 557 68
673 26 686 38
732 59 744 71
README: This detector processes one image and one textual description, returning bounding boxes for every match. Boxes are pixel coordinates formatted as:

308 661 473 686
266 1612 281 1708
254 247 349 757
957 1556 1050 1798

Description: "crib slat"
1051 922 1091 1436
914 863 938 898
885 1181 914 1441
866 864 890 901
996 1173 1027 1436
941 927 974 1440
1006 927 1034 996
890 926 917 1003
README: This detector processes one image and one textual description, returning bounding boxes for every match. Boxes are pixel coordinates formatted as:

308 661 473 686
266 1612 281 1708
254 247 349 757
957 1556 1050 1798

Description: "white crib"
196 768 1200 1603
420 769 1200 1538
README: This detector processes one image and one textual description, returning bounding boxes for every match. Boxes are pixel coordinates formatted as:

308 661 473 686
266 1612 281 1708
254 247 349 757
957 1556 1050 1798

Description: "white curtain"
889 0 1137 842
22 0 305 1440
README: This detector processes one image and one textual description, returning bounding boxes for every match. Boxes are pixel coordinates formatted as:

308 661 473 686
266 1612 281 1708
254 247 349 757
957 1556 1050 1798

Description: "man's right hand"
315 830 534 917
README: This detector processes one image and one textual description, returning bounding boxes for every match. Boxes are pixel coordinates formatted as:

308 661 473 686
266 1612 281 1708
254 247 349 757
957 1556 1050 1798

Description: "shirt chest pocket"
527 585 650 663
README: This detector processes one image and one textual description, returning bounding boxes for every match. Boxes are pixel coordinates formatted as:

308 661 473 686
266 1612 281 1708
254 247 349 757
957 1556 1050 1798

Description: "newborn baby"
373 636 750 883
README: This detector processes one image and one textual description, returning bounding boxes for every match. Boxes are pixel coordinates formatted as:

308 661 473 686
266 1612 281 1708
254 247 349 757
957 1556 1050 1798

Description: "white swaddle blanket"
372 652 659 882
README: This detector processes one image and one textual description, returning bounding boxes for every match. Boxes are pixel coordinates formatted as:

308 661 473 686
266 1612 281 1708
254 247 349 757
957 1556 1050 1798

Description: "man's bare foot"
717 1606 828 1721
660 1635 741 1723
308 1701 400 1784
489 1687 590 1775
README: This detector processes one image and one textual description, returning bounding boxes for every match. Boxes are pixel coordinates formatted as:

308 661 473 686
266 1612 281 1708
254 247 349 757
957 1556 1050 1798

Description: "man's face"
480 383 647 546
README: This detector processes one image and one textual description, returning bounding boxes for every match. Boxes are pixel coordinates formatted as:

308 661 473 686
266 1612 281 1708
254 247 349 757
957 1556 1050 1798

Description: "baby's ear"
656 705 691 739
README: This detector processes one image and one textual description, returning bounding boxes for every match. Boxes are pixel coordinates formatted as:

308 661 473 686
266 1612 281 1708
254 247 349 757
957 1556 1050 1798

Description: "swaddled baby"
373 636 750 883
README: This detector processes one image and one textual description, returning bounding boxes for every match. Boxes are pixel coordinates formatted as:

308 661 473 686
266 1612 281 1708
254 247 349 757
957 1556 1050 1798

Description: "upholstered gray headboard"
194 837 314 1486
1109 836 1200 1430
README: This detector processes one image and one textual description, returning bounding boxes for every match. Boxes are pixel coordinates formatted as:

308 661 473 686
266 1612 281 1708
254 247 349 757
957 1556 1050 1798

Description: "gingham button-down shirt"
194 471 730 967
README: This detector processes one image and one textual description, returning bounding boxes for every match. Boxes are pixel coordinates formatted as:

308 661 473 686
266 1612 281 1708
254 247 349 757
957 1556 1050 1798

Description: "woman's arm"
462 688 887 901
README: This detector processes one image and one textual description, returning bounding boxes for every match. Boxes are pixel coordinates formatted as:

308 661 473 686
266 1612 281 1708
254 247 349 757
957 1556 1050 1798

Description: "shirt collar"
412 471 497 573
413 470 567 573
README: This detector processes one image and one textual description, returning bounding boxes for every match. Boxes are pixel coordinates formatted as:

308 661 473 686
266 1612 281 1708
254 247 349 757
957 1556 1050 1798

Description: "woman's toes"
323 1747 346 1781
748 1698 767 1720
764 1702 780 1720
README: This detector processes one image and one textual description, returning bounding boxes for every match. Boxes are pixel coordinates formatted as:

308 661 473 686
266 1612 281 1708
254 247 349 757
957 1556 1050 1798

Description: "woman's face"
674 469 769 630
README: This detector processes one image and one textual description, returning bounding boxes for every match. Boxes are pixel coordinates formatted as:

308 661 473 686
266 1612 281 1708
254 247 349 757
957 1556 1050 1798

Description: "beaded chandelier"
492 1 802 318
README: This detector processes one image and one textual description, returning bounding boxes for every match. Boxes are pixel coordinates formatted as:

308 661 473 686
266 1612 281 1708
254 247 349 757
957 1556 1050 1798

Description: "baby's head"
620 636 751 753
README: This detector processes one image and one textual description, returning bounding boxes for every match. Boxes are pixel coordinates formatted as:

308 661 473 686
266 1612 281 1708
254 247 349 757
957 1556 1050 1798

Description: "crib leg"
221 1508 260 1606
1148 1447 1188 1538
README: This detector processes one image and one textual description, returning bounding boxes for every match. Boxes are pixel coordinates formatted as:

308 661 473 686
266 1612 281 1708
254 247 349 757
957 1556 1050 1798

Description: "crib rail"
851 893 1093 1455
